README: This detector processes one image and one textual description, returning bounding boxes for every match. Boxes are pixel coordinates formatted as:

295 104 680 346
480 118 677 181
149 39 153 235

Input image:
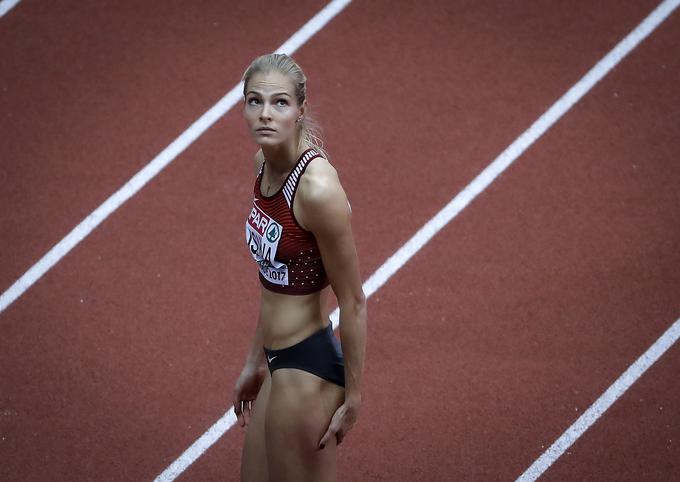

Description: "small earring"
296 117 303 123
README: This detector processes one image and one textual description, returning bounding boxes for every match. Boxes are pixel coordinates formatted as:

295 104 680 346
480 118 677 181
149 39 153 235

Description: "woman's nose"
260 102 272 120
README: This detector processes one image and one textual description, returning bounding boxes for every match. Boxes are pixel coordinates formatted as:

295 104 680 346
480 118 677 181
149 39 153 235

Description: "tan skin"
232 70 367 482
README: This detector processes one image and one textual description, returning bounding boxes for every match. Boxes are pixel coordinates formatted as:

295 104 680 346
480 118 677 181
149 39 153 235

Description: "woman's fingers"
319 406 345 449
318 420 337 449
318 426 333 450
234 400 245 427
233 396 255 427
232 389 240 424
233 384 247 427
242 400 252 426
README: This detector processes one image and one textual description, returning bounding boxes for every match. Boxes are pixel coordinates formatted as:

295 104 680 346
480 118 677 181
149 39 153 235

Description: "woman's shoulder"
297 154 349 219
300 155 341 199
296 154 350 234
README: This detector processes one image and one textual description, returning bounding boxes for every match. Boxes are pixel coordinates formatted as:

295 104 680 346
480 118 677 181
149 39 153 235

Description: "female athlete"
232 53 367 482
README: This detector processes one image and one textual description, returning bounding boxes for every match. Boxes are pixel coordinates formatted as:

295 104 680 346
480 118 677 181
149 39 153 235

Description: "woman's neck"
261 141 300 176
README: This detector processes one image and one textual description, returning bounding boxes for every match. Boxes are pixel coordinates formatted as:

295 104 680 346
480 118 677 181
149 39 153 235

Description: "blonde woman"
232 53 367 482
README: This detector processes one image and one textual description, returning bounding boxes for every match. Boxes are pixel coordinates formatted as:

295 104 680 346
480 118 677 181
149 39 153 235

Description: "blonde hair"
242 53 328 159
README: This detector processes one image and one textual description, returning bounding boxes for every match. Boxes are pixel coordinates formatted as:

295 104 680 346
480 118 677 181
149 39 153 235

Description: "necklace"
264 167 287 196
263 153 297 195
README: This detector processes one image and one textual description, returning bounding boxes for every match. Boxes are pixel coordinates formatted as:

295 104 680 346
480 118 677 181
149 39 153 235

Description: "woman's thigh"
265 368 345 482
241 372 271 482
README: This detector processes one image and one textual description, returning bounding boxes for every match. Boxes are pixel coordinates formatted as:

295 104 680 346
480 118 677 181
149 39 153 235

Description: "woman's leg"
265 368 345 482
240 372 271 482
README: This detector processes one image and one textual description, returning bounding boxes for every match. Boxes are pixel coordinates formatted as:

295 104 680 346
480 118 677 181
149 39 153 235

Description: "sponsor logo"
267 355 277 363
246 199 288 285
266 223 281 243
248 202 270 236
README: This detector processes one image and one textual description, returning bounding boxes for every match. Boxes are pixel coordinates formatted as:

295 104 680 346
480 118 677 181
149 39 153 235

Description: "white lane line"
346 0 680 310
0 0 352 316
148 2 353 482
0 0 21 18
516 318 680 481
154 1 679 480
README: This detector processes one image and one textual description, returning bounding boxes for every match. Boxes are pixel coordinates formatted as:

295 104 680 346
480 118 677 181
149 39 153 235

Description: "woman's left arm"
296 159 367 449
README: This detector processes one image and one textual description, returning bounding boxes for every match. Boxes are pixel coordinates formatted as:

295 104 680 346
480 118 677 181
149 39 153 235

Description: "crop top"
245 148 330 295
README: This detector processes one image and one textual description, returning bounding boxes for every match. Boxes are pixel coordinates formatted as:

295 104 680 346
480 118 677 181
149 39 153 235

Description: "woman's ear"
299 99 308 119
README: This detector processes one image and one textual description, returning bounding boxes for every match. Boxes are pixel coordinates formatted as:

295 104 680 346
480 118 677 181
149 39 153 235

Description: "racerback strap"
282 149 320 208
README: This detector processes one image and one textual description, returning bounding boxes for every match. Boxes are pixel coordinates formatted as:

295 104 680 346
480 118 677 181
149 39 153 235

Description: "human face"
243 71 303 149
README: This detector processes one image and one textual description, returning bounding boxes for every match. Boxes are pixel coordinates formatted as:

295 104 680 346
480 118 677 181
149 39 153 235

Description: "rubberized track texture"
1 1 679 481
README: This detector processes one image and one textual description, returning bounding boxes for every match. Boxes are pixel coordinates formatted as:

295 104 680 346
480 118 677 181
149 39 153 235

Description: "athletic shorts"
263 323 345 387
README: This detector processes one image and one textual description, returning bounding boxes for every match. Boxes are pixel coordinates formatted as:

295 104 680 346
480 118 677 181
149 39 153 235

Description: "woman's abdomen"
260 285 331 349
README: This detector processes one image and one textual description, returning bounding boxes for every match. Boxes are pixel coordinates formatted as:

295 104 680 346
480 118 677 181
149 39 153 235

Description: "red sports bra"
245 149 330 295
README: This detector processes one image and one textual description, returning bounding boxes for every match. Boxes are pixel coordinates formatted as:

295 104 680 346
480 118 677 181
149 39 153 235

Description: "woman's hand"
232 363 267 427
318 398 361 449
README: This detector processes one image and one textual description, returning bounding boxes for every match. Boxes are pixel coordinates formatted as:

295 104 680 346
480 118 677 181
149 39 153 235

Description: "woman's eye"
276 99 288 106
247 97 260 105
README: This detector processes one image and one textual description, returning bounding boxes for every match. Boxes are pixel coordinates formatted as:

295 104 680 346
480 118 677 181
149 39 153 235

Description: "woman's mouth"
256 127 276 133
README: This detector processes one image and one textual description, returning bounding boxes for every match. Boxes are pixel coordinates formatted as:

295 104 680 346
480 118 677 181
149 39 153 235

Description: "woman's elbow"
340 290 366 319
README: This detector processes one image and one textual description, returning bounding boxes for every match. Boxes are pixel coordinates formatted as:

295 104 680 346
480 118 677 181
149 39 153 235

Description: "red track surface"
1 1 678 481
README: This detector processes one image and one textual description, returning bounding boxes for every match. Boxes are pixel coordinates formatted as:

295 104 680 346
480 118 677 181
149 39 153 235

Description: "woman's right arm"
233 150 269 427
243 307 266 368
232 295 268 427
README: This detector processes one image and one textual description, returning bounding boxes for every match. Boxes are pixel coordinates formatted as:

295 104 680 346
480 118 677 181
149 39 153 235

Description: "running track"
1 1 678 480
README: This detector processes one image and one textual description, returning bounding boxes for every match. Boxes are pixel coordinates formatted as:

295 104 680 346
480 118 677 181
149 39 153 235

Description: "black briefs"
263 323 345 387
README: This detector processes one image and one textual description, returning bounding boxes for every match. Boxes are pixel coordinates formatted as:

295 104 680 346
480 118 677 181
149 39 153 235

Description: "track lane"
0 0 324 294
541 339 680 481
174 1 671 480
0 0 22 18
1 0 674 481
515 10 680 480
0 1 338 480
332 5 678 480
